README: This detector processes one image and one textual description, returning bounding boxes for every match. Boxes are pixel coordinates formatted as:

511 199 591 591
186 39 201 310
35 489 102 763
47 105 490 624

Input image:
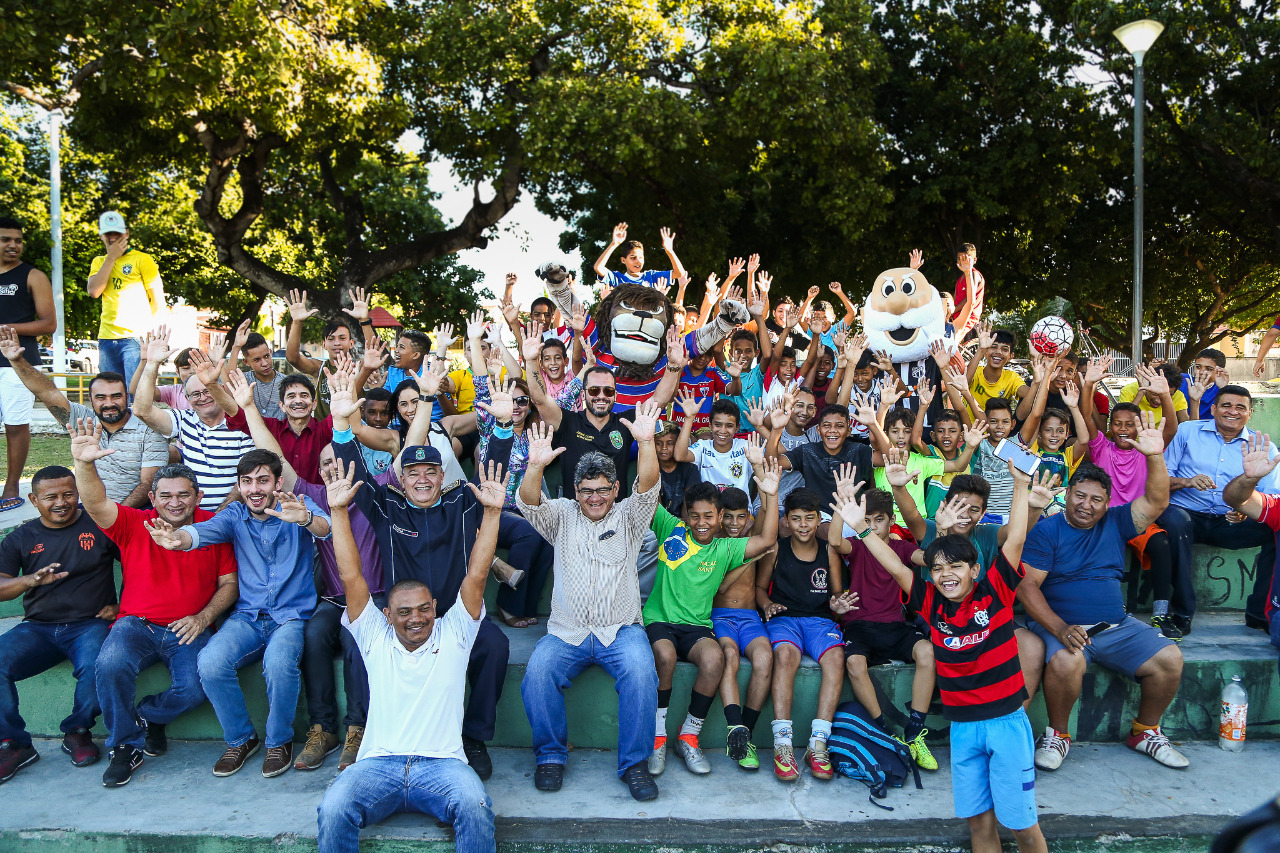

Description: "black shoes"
621 762 659 801
462 736 493 781
102 746 145 788
143 721 167 757
1171 615 1192 637
1245 614 1268 631
61 728 101 766
534 762 564 791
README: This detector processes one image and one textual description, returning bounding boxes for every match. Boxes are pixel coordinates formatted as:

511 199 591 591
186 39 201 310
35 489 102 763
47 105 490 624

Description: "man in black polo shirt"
0 465 119 783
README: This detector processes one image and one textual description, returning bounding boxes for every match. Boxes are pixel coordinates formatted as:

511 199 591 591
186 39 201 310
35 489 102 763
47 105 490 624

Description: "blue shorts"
711 607 768 651
1027 614 1172 681
950 708 1038 830
766 615 843 662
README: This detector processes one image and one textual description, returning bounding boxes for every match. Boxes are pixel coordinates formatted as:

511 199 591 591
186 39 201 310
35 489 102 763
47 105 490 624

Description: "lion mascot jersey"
537 263 748 412
861 267 952 435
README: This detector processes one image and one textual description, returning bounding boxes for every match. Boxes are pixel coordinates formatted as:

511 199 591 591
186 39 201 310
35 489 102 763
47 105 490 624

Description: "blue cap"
401 445 442 468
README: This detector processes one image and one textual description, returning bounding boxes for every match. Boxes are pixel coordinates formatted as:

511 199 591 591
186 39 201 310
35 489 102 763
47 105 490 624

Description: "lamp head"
1114 19 1164 64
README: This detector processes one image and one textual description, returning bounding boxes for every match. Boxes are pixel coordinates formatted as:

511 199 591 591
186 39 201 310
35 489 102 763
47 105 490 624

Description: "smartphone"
993 438 1042 476
1085 621 1112 637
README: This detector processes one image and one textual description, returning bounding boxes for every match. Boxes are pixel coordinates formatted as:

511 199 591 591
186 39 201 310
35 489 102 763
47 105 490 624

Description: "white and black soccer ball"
1029 315 1074 356
535 262 569 285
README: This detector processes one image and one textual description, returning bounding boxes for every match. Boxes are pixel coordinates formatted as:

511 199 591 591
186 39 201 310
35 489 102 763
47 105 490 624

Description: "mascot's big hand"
693 298 749 358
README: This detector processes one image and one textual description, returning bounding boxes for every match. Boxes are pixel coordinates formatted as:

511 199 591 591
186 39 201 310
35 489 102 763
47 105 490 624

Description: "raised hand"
1027 469 1063 511
753 455 781 496
884 447 917 487
186 348 222 386
747 253 760 275
851 391 878 427
342 286 370 322
721 284 744 306
224 368 256 410
768 398 791 431
677 392 701 418
744 398 769 432
806 285 821 300
362 335 388 371
756 271 773 294
1143 362 1170 396
908 248 923 270
957 253 974 273
945 365 968 388
1242 432 1280 480
0 326 22 362
144 325 177 364
321 458 364 510
621 400 662 441
916 378 936 409
875 349 894 374
832 326 849 352
834 463 863 502
611 222 628 245
665 326 688 370
703 272 721 302
747 291 766 318
933 497 965 534
1059 380 1080 409
1132 409 1166 456
963 418 989 448
832 488 867 532
327 368 362 421
879 373 904 409
288 288 318 322
653 277 671 297
744 433 766 470
468 459 510 510
828 281 844 296
727 257 746 280
432 323 457 356
232 318 252 350
928 338 951 369
478 378 516 423
976 320 994 351
526 421 566 468
569 302 589 334
659 226 676 252
725 353 744 379
521 322 545 363
67 417 117 464
412 359 448 398
263 491 311 524
1084 354 1112 385
144 517 186 551
1188 366 1212 403
467 310 489 342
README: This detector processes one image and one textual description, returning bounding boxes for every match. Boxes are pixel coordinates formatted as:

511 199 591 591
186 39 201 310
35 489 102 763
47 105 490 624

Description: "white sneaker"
1127 726 1189 768
1034 727 1070 771
647 737 667 776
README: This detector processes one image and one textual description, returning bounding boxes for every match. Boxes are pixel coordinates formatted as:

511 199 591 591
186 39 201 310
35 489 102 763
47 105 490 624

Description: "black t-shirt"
659 461 701 516
0 508 118 623
767 536 832 618
0 262 41 369
765 317 811 352
784 440 874 514
888 358 945 440
554 408 634 498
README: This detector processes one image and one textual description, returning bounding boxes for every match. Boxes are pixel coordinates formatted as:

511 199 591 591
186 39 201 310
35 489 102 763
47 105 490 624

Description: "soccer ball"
1029 316 1074 356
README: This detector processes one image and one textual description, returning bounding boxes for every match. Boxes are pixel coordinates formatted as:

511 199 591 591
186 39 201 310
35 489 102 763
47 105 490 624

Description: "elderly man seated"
515 402 664 802
1157 385 1280 634
1018 413 1189 773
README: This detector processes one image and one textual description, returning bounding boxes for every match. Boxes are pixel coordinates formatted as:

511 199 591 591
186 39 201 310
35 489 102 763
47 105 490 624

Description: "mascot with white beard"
535 262 749 411
860 266 953 436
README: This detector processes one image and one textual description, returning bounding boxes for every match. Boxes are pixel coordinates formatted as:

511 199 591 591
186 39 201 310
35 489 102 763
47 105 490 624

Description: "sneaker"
648 736 667 776
1151 614 1184 643
1245 614 1268 631
262 743 293 778
338 726 363 771
737 742 760 771
1034 727 1070 771
1127 726 1190 768
102 746 144 788
675 733 710 775
804 741 834 780
900 729 938 771
0 741 39 784
621 762 659 801
462 736 492 781
61 728 101 767
142 721 167 757
725 724 750 762
773 744 800 782
212 737 261 777
294 725 341 770
534 762 564 792
1172 615 1192 637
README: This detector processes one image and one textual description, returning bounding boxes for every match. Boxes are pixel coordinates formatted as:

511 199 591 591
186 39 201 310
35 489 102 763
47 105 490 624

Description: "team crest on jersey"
609 430 623 449
122 264 133 275
973 608 989 627
730 462 743 479
79 532 95 551
0 285 16 296
943 629 990 650
810 567 828 591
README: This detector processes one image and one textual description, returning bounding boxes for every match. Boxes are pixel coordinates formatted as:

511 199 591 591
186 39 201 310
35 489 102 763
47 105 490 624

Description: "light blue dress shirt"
1164 419 1280 515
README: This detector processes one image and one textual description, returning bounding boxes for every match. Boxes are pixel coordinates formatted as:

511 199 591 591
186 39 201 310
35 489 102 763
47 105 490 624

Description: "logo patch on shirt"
391 524 418 538
663 536 690 562
943 629 990 650
609 430 623 449
810 567 828 592
122 264 133 275
973 608 989 627
0 284 16 296
730 462 743 479
79 532 95 551
30 543 44 555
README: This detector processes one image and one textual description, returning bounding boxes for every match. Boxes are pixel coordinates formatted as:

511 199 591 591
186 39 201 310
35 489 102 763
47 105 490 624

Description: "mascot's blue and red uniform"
536 263 748 412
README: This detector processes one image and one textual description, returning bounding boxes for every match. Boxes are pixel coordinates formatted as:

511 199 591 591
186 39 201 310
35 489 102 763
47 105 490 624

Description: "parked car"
36 345 93 374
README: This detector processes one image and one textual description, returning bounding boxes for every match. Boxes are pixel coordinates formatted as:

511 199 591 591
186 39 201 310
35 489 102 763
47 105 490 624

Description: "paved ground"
0 739 1271 846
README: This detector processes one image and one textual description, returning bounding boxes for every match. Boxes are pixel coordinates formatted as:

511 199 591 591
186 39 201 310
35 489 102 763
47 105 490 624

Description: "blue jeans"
197 612 305 748
0 619 109 747
1157 506 1276 620
97 337 141 388
302 598 373 732
96 615 210 750
318 755 494 853
520 624 657 776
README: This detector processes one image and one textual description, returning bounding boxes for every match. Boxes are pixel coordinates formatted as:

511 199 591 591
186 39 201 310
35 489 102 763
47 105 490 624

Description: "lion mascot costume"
536 262 748 410
860 266 952 436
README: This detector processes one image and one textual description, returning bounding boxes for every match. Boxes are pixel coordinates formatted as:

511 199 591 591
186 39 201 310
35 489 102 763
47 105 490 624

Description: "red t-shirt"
840 537 918 624
674 366 731 431
1094 389 1110 417
106 505 237 625
1257 496 1280 619
225 412 334 484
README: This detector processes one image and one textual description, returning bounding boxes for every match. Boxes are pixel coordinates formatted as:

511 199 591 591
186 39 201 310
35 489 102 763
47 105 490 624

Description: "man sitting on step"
1020 415 1189 772
316 456 505 853
0 465 120 784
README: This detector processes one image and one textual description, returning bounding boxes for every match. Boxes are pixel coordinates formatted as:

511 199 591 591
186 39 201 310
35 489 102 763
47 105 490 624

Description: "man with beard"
133 329 257 511
0 329 168 507
68 420 238 788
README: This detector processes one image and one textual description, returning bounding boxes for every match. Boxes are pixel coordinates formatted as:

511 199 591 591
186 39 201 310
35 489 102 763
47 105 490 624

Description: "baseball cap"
98 211 127 234
401 445 442 469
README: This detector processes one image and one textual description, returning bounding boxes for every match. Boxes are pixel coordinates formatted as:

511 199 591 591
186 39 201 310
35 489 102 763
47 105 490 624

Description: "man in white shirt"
315 456 507 853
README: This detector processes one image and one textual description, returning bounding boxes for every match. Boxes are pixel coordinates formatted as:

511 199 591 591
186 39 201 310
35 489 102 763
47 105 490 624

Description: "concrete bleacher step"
5 612 1277 750
0 738 1271 852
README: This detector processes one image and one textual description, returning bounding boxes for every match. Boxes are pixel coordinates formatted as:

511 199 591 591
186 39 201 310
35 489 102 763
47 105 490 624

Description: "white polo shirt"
342 600 482 764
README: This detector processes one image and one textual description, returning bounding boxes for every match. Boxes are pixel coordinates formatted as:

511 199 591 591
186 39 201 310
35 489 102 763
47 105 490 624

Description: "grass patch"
0 435 72 480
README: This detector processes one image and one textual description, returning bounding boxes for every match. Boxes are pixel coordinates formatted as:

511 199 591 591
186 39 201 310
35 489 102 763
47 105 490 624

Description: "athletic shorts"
841 620 927 665
1027 614 1172 681
711 607 768 651
766 615 843 662
645 621 716 661
0 368 34 426
950 707 1038 830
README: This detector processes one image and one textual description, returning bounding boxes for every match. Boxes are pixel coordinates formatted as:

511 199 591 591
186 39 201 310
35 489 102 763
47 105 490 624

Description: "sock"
657 688 672 709
904 708 927 742
655 707 668 741
688 690 714 721
1152 600 1170 617
772 719 793 748
743 707 762 736
872 714 889 733
680 713 705 738
1131 719 1157 737
724 703 744 728
808 719 833 752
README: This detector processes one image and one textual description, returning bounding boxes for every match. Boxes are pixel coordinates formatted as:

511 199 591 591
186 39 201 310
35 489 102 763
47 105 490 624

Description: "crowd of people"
0 212 1277 853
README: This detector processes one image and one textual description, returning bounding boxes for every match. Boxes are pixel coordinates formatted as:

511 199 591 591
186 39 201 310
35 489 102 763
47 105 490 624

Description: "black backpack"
828 699 923 810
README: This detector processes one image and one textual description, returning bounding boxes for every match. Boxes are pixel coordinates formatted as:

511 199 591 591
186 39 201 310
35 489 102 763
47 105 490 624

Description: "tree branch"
318 148 366 257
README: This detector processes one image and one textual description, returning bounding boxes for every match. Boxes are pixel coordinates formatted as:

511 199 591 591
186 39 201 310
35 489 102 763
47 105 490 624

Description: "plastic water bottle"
1219 675 1248 752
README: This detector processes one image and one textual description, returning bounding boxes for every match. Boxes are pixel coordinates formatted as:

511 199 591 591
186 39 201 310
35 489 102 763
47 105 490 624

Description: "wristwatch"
419 394 437 402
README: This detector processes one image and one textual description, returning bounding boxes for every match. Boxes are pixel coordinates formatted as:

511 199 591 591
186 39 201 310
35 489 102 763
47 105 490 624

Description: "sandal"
0 497 23 512
498 609 537 629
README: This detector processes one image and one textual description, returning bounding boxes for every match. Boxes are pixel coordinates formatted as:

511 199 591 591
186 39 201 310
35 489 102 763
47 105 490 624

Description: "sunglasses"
512 396 531 407
586 386 616 398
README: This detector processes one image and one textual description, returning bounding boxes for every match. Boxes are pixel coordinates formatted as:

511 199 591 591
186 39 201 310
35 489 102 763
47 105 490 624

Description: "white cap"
98 211 126 234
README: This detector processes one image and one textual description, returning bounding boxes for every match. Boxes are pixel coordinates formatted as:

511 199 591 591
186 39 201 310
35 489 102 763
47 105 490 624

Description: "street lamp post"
1114 19 1164 369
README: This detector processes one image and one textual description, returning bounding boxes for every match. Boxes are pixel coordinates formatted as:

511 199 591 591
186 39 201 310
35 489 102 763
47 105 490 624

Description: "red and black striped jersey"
905 551 1028 722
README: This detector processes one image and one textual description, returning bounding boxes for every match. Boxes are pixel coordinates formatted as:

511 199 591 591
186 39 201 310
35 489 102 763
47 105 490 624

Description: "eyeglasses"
187 389 213 400
577 485 615 497
586 386 616 398
512 396 530 407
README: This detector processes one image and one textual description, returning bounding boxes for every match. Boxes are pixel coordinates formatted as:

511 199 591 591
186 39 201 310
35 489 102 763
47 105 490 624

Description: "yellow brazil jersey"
969 368 1026 414
450 369 477 414
1117 382 1187 426
88 249 162 339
